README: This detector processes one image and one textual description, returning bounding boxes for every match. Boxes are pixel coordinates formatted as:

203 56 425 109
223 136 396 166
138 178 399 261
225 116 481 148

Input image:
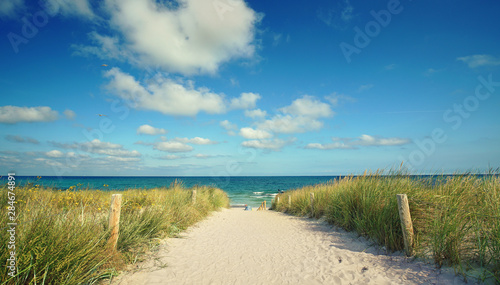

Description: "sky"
0 0 499 176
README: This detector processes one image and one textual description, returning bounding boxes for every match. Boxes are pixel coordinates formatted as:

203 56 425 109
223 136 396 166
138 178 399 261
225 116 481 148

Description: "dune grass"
272 170 500 284
0 180 229 285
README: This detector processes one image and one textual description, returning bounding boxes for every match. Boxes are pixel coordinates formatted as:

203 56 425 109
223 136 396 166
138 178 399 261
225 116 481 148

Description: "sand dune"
111 208 469 285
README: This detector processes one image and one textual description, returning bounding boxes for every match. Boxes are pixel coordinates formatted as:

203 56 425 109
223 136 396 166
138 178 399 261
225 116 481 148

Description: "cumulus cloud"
64 109 76 120
238 96 334 151
457 54 500 68
46 150 64 158
174 137 218 145
105 68 259 116
244 109 267 119
220 120 238 135
137 124 167 135
5 135 39 144
306 135 411 150
105 68 226 116
257 114 324 134
239 127 272 139
0 106 59 124
280 95 333 118
229 92 260 110
251 96 332 135
75 0 259 75
241 138 294 151
154 141 194 153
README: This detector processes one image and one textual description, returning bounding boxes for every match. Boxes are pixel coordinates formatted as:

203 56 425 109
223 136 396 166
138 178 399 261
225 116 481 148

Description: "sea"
4 174 496 207
4 176 343 207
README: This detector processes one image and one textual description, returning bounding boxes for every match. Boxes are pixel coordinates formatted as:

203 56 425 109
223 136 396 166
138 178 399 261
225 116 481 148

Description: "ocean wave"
253 192 264 194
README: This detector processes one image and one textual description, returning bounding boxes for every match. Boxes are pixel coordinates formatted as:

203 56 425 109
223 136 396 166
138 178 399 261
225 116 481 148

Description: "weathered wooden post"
310 193 315 216
288 195 291 208
192 189 197 204
108 194 122 249
397 194 414 256
264 200 267 210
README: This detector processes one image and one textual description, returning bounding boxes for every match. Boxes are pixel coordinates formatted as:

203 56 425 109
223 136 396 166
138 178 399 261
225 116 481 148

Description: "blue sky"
1 0 499 176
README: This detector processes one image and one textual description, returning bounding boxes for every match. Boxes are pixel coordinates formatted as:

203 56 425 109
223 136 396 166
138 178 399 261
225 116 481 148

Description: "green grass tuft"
0 183 229 284
272 170 500 283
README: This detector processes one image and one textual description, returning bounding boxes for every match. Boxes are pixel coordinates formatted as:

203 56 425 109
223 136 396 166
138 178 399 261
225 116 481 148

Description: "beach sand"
111 208 469 285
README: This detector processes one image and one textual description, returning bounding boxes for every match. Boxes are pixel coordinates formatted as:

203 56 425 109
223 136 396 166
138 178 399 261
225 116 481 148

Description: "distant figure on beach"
278 189 284 194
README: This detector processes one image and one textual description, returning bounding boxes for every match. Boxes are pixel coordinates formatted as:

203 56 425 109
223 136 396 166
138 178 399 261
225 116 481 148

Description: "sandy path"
111 208 467 285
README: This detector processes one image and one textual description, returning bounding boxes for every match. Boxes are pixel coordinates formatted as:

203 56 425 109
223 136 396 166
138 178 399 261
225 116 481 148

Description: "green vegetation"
272 171 500 283
0 180 229 284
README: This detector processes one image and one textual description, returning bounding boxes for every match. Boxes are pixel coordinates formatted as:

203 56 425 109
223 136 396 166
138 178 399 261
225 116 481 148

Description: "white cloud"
257 114 324 134
194 154 211 159
244 109 267 119
237 96 333 143
0 106 58 124
280 95 333 118
44 0 95 19
154 141 193 153
64 109 76 120
457 54 500 68
229 92 260 110
105 69 260 116
174 137 218 145
241 138 293 151
73 32 135 61
355 134 410 146
0 0 23 18
306 135 411 150
51 139 141 157
220 120 237 135
239 127 272 139
77 0 259 75
46 150 64 158
159 154 184 160
105 68 226 116
105 156 141 162
137 124 167 135
305 142 353 150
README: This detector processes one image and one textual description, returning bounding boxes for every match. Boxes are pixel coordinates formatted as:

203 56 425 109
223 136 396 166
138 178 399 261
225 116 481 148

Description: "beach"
111 208 468 285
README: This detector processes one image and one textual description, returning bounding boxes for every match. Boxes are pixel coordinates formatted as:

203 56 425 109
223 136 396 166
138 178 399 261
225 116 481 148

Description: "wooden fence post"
310 193 315 216
108 194 122 249
264 200 267 210
276 196 280 204
288 195 291 207
192 189 197 204
397 194 414 256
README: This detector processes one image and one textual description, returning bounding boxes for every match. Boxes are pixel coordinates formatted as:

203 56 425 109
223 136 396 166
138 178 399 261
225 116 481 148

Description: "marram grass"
272 170 500 284
0 181 229 285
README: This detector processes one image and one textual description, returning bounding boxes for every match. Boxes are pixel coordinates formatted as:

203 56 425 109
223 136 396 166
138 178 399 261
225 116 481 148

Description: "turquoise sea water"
4 176 343 207
4 175 495 207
